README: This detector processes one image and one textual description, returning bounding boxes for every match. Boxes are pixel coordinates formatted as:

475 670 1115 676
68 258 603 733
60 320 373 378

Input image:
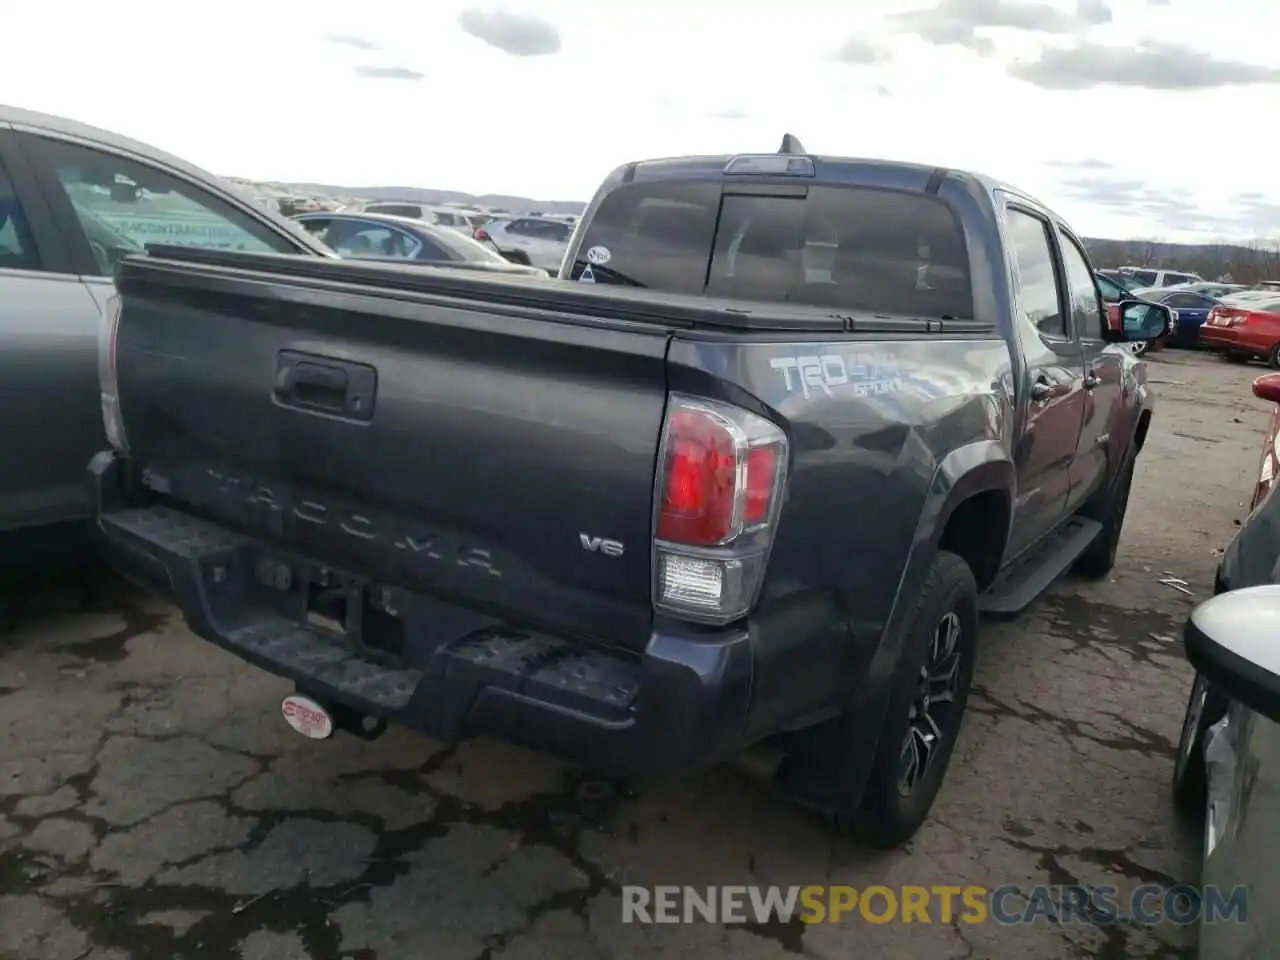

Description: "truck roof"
612 148 1066 225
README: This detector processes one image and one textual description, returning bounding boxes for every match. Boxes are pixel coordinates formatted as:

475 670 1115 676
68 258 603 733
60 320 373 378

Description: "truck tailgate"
112 256 672 651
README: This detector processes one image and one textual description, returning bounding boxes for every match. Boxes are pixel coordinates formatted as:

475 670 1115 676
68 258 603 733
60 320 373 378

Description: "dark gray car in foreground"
89 142 1165 847
1179 585 1280 958
1175 372 1280 956
0 104 330 578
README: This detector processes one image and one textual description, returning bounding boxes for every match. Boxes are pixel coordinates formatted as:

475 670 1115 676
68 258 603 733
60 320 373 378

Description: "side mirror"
1184 585 1280 725
1253 373 1280 405
1110 299 1170 343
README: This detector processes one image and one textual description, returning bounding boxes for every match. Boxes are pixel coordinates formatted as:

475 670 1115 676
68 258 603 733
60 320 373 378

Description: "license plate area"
290 565 406 659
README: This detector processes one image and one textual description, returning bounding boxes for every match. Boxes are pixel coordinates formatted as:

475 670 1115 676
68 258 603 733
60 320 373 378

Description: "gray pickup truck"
89 142 1168 847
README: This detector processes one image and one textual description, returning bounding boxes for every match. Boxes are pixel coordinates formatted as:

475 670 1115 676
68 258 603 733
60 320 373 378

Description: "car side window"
1057 230 1104 341
329 224 421 259
0 159 41 272
507 219 530 236
415 235 452 261
297 217 332 241
1006 208 1066 340
1165 293 1198 307
29 136 298 276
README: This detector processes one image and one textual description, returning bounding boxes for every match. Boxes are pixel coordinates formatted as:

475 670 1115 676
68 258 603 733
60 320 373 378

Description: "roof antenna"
778 133 807 155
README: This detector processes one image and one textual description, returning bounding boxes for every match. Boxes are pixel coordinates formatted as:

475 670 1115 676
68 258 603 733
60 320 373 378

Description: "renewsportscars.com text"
621 884 1247 926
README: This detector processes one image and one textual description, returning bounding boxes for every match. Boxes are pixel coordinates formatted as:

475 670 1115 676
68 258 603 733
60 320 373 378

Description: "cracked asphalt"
0 350 1265 960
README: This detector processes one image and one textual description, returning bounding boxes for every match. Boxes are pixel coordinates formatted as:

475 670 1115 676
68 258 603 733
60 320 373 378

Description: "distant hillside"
280 182 586 216
268 181 1279 282
1081 238 1278 284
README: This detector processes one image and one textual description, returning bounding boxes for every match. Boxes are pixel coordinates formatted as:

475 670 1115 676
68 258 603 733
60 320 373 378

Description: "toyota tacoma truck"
88 141 1168 848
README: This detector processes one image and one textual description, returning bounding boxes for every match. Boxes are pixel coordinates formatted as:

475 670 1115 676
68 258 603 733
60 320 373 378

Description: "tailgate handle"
274 352 377 421
283 362 348 396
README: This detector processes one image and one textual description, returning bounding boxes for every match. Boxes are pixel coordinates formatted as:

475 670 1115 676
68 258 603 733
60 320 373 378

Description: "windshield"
569 181 973 319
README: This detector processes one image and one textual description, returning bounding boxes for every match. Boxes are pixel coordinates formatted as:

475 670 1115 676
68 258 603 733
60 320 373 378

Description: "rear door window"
570 182 973 317
569 182 720 293
1131 269 1157 286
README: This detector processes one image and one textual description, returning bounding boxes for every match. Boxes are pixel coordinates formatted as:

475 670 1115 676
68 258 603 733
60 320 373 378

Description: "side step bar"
978 516 1103 619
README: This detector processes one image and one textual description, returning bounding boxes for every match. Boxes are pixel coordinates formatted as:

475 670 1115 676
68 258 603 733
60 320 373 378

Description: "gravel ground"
0 350 1267 960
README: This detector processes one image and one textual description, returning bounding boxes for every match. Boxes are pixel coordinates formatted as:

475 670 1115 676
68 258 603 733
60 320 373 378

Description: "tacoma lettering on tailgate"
153 465 505 579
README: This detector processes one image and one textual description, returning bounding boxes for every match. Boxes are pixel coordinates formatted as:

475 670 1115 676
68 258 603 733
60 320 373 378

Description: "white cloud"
1 0 1276 242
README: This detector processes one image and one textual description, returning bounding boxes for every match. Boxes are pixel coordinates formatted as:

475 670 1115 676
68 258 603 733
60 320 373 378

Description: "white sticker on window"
586 245 611 265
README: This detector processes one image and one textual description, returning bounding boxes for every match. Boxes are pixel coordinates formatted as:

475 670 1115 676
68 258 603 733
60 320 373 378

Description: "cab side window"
1006 208 1066 340
1057 231 1104 341
0 159 41 272
27 135 300 276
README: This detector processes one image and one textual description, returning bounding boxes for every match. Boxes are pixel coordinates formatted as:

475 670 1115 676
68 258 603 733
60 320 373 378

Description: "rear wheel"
1267 345 1280 369
1173 672 1228 818
502 250 532 266
847 551 978 848
1075 455 1134 579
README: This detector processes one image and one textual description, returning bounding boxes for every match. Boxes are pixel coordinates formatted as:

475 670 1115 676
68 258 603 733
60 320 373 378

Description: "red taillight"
474 228 491 242
657 410 737 544
653 395 788 624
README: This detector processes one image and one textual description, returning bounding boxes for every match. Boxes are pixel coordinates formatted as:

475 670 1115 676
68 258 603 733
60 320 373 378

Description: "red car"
1249 373 1280 508
1199 296 1280 366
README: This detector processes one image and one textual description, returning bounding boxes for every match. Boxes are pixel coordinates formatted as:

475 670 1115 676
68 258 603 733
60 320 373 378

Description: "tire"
502 250 532 266
1074 455 1134 579
1267 345 1280 370
1172 672 1228 818
848 550 978 849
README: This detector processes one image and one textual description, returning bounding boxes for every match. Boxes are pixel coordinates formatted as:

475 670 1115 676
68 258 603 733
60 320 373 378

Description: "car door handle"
1083 373 1101 390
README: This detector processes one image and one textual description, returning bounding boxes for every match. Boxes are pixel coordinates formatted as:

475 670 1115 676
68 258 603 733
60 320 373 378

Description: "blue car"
1142 285 1247 347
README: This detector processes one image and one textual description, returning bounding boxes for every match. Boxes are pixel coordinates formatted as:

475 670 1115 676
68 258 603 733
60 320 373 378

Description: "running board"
978 516 1103 619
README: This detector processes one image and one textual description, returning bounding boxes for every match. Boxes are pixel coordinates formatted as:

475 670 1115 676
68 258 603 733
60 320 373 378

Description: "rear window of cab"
569 181 974 320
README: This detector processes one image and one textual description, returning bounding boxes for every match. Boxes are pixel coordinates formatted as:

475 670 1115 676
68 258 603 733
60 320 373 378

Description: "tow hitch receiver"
281 694 334 740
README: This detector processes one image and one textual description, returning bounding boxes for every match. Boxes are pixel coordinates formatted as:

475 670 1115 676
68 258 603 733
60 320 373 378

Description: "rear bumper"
89 452 753 779
1198 327 1250 352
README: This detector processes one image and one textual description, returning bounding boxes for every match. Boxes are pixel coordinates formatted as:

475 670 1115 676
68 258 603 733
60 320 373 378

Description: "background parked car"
473 215 573 272
1097 268 1150 293
1132 281 1247 300
1138 287 1246 348
1199 294 1280 365
0 103 330 578
1117 265 1202 288
292 211 549 277
337 200 474 235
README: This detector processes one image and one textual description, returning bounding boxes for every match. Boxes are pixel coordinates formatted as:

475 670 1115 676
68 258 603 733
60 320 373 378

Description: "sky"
1 0 1277 243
